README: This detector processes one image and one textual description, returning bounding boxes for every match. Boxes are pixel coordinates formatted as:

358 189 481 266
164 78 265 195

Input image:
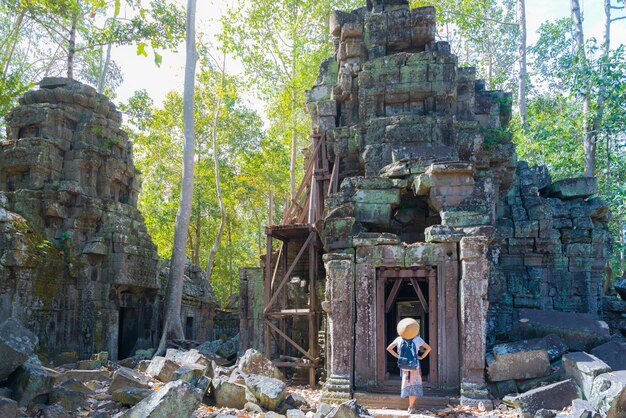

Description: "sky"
111 0 626 108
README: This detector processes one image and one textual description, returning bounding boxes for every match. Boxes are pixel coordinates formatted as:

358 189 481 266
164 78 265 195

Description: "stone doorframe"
320 240 462 403
376 267 439 389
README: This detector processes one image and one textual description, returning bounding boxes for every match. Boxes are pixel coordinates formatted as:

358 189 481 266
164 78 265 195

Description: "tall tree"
570 0 595 177
157 0 197 354
517 0 527 125
221 0 361 204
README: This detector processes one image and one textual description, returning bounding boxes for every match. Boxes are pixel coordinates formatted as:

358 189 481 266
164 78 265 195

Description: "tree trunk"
290 86 297 201
156 0 197 355
570 0 595 177
67 1 80 79
206 56 227 286
517 0 527 125
590 0 612 161
97 43 113 94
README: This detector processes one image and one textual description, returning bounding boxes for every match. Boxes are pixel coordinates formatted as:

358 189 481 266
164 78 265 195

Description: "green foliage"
126 60 275 303
411 0 519 91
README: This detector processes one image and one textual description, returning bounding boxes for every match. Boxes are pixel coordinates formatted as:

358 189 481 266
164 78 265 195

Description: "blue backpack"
397 338 419 370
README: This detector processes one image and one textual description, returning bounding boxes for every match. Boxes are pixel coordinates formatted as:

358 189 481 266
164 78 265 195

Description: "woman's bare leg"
409 395 416 411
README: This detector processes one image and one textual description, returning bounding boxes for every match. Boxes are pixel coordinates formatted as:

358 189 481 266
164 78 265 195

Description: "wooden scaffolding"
264 131 338 386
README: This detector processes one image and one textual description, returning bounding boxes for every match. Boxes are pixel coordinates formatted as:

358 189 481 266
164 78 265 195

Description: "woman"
386 318 432 414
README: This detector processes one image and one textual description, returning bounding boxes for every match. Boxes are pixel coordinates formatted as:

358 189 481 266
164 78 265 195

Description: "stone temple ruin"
0 78 217 363
240 0 613 406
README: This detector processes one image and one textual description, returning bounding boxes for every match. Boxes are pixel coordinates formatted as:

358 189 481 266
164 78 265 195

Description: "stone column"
459 236 491 407
320 253 355 404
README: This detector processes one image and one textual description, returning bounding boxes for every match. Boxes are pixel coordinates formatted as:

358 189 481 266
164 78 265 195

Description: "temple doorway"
376 267 438 390
118 307 138 360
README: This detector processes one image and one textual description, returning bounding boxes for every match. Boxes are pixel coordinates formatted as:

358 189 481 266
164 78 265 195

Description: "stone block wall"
0 78 216 362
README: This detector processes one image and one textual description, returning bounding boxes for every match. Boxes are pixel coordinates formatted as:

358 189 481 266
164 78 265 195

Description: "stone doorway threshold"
354 390 459 413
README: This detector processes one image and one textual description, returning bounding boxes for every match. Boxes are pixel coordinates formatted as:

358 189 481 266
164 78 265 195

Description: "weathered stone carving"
303 0 611 404
0 78 215 362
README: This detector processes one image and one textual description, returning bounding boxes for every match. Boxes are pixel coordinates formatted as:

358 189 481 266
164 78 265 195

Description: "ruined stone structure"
240 0 612 406
0 78 216 363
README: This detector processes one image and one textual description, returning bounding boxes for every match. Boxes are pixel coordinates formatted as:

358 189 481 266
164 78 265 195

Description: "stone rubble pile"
0 325 375 418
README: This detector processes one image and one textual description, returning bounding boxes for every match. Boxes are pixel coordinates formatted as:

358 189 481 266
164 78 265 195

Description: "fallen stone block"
286 392 310 410
49 379 91 411
589 370 626 417
145 356 179 382
0 318 39 382
112 387 153 406
120 380 201 418
62 369 108 383
287 409 307 418
0 396 17 418
108 367 150 394
556 399 602 418
171 364 205 385
212 377 254 409
487 341 551 382
195 375 211 395
6 356 62 406
238 348 285 381
32 403 72 418
503 379 581 418
513 309 610 351
547 178 597 200
165 348 210 371
326 399 374 418
517 363 565 393
245 374 287 411
563 352 611 400
590 340 626 371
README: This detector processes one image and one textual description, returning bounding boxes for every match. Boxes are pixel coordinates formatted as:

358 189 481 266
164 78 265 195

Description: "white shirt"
393 336 425 351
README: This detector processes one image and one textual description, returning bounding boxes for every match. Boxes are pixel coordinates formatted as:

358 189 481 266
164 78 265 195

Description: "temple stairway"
354 390 459 416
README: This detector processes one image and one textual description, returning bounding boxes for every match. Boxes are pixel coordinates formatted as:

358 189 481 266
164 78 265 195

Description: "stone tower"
303 0 611 404
0 78 160 361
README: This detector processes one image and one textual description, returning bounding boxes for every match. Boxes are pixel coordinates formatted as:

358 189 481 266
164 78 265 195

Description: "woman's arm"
386 341 399 359
418 342 431 360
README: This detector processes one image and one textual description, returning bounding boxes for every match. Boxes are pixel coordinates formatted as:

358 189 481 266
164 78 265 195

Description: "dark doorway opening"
185 316 194 340
118 307 138 359
384 280 431 381
377 267 438 389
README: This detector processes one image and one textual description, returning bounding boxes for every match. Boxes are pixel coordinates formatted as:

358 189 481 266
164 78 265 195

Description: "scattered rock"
61 369 108 383
287 409 307 418
245 374 287 411
0 396 17 418
216 337 239 360
557 399 601 418
171 364 205 385
504 379 581 418
286 392 310 409
165 348 210 371
229 368 247 384
326 399 373 418
145 356 180 382
534 409 557 418
245 401 264 413
590 340 626 371
563 352 611 400
517 363 566 393
238 349 285 381
120 380 201 418
514 309 610 351
588 370 626 417
112 387 154 406
6 355 62 406
0 318 39 381
195 375 211 395
32 403 72 418
212 377 253 409
108 366 151 394
49 380 90 411
77 352 108 370
487 341 551 382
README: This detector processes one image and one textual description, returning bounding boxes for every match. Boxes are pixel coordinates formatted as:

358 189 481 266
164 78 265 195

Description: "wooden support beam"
410 278 429 311
265 232 316 313
266 319 315 360
385 278 404 313
264 233 273 357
